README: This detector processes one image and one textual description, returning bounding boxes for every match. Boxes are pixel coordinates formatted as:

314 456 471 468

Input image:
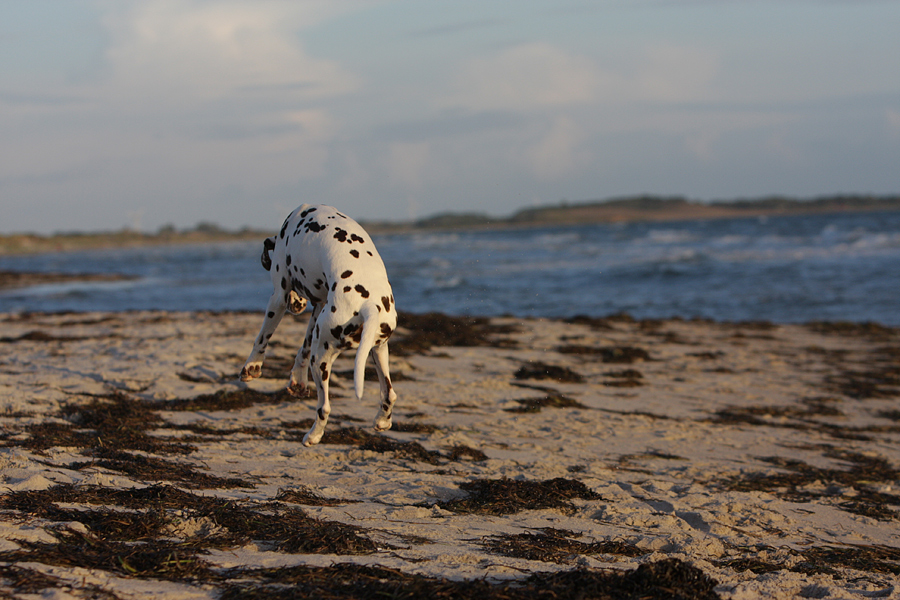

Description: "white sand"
1 310 899 598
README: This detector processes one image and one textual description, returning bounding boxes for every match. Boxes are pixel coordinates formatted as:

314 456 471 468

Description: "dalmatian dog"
240 204 397 446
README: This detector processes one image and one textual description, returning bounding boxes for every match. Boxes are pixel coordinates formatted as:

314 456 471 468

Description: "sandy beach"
1 309 899 598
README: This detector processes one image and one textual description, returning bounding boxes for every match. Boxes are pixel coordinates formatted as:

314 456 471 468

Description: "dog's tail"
354 301 381 401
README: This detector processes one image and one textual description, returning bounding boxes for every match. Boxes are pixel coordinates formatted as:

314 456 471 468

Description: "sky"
1 0 899 235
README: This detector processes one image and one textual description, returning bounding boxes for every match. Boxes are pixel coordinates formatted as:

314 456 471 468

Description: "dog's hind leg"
240 291 287 381
371 343 397 432
303 340 340 446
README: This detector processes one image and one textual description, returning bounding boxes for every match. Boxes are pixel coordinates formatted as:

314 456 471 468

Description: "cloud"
99 0 359 104
525 115 590 179
440 42 602 112
634 44 720 103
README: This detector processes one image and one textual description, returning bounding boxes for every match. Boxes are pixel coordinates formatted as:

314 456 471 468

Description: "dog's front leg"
288 303 321 397
240 291 286 381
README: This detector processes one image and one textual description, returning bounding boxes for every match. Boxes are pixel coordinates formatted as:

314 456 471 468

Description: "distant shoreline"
2 194 898 256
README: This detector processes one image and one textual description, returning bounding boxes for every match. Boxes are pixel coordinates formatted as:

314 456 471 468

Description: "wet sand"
1 310 899 598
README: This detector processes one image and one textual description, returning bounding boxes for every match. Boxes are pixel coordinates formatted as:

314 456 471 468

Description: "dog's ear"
261 237 276 271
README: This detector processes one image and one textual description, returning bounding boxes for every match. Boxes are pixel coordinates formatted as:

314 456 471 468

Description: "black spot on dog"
261 237 276 271
314 279 323 290
320 363 329 381
380 323 393 340
330 326 343 340
324 341 330 350
355 285 370 298
300 206 317 218
343 286 352 293
350 249 359 258
286 254 292 266
279 217 290 239
300 268 306 277
331 282 337 291
305 221 326 233
281 277 287 290
351 234 365 244
341 270 353 279
267 311 275 318
275 264 279 272
367 251 373 257
331 305 337 313
333 228 348 243
381 296 391 312
318 407 326 420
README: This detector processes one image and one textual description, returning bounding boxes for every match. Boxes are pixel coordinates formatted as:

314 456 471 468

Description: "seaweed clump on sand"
557 344 651 363
514 361 585 383
434 477 601 515
504 393 587 413
390 312 518 355
219 559 720 600
15 393 194 456
482 527 644 563
722 448 900 521
0 483 377 581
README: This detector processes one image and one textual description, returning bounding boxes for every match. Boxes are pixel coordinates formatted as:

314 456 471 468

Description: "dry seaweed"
275 486 358 506
481 527 644 563
504 394 587 413
157 388 296 412
219 559 720 600
722 448 900 520
314 426 483 464
807 321 898 340
390 312 518 355
435 477 601 515
603 369 644 387
557 345 651 363
797 544 900 576
0 483 378 558
445 445 488 461
14 393 194 455
0 564 106 598
71 448 255 489
514 361 585 383
0 528 212 581
391 421 440 434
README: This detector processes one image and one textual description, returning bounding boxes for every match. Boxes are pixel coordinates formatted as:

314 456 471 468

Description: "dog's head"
260 237 276 271
287 290 308 315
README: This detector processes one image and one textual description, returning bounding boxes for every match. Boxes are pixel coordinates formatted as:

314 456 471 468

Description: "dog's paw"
240 363 262 381
373 415 393 432
287 381 308 397
302 431 322 447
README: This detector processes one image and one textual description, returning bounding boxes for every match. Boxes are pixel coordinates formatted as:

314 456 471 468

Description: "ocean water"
1 210 899 325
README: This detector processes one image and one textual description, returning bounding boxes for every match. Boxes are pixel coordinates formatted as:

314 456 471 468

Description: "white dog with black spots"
240 204 397 446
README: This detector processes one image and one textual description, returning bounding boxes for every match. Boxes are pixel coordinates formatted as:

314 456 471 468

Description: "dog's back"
271 204 392 310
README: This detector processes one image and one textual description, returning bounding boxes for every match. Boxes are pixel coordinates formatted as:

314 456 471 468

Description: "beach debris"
434 477 601 515
514 361 584 383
